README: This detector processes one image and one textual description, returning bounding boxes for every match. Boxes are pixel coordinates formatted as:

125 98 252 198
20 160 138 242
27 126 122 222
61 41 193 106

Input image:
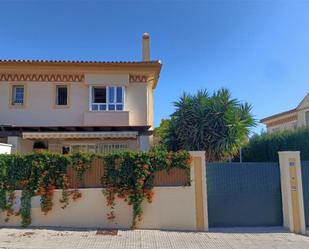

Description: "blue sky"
1 0 309 133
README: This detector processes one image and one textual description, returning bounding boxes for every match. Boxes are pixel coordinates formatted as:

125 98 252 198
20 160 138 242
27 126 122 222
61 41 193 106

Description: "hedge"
241 127 309 162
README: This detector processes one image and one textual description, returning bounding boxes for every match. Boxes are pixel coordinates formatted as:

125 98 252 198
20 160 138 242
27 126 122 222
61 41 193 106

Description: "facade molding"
129 74 149 83
0 73 84 83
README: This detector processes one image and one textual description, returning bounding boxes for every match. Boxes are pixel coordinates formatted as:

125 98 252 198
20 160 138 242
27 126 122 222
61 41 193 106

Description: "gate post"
190 151 208 231
278 151 306 234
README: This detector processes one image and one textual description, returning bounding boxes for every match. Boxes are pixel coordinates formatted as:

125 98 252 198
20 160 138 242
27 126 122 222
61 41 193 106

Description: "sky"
0 0 309 133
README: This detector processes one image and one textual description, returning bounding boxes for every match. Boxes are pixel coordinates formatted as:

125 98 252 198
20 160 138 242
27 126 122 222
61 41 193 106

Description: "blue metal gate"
301 161 309 228
207 162 283 227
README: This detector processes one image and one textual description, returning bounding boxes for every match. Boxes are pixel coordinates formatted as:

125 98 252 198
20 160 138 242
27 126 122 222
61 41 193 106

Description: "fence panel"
66 159 189 188
301 161 309 228
207 162 283 227
153 168 189 186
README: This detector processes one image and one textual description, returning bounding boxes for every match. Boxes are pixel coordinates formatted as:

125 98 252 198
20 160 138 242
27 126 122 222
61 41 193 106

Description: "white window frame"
89 86 125 112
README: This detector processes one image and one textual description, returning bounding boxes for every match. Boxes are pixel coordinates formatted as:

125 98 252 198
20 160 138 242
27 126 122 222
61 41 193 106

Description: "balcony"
83 111 129 126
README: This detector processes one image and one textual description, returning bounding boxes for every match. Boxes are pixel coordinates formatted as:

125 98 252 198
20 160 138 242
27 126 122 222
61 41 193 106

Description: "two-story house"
261 93 309 133
0 33 162 154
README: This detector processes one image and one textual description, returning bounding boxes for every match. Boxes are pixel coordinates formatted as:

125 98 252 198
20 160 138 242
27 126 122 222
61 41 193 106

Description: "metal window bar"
13 86 24 104
56 86 68 105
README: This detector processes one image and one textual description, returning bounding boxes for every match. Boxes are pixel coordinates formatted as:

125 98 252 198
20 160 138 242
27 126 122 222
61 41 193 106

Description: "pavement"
0 227 308 249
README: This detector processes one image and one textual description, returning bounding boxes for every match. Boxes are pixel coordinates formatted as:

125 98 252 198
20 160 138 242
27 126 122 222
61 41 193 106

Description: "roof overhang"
260 108 297 124
0 125 152 137
0 59 162 89
22 131 138 140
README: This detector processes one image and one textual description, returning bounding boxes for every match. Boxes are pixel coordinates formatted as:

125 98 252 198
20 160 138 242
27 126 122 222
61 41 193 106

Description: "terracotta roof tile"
260 108 297 123
0 59 161 65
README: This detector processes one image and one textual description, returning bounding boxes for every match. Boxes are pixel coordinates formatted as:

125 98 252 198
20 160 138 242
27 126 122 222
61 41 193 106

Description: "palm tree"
162 88 255 161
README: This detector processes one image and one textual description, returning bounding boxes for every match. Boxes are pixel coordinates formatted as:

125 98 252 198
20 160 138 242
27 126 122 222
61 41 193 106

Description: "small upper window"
56 85 68 106
12 85 24 105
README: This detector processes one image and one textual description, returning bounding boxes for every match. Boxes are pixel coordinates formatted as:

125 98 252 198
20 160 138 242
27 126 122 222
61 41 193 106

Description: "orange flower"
20 180 29 185
187 156 193 165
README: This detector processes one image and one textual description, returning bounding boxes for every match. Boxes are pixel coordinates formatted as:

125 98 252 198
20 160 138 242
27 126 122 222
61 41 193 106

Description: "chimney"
142 32 150 61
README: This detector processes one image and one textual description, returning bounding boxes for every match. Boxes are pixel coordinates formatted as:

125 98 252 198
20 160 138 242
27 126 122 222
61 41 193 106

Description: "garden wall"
0 187 196 230
0 151 207 231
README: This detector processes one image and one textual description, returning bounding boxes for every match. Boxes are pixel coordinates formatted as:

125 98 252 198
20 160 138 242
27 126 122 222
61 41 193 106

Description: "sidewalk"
0 227 308 249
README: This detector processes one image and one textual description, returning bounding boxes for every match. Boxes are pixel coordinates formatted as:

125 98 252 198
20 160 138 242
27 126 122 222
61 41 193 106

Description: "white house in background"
261 93 309 133
0 33 162 154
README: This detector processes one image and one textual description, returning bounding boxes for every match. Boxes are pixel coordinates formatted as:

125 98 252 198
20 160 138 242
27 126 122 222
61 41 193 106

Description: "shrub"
241 127 309 162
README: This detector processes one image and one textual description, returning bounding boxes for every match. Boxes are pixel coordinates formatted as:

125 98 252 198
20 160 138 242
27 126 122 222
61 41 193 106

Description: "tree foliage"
160 88 256 161
241 127 309 162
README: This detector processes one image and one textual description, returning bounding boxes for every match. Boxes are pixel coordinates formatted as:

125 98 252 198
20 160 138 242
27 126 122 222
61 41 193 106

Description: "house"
0 33 162 154
261 94 309 133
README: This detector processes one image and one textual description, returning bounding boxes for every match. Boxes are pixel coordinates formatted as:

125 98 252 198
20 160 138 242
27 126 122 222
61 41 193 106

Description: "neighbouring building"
0 33 162 154
261 94 309 133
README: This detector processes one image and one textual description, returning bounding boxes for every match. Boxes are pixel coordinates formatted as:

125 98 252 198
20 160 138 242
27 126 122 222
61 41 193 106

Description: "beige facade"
0 34 162 153
0 80 154 127
261 94 309 133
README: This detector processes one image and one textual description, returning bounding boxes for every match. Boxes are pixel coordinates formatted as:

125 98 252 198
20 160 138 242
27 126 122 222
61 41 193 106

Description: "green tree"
161 88 256 161
153 119 170 141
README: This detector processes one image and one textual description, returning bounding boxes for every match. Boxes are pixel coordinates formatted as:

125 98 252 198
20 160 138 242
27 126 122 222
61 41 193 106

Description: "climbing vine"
0 149 191 228
0 153 73 226
101 150 191 228
70 152 96 183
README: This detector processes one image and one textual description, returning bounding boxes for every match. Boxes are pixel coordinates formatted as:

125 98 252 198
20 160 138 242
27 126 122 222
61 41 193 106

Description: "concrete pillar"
278 151 306 234
7 136 22 153
190 151 208 231
139 135 150 151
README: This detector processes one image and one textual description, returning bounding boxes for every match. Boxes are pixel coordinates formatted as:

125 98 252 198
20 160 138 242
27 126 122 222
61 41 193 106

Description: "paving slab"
0 227 308 249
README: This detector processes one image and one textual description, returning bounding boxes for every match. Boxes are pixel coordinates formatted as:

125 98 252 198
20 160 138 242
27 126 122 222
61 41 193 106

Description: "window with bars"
90 86 124 111
65 143 128 154
97 143 128 154
12 85 25 105
56 85 68 106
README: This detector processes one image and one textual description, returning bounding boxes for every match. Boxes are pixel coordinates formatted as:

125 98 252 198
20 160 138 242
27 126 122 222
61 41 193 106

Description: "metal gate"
207 162 283 227
301 161 309 228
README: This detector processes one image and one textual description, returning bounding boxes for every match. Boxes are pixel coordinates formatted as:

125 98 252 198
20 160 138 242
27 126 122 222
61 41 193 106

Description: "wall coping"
278 151 300 155
189 151 206 156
